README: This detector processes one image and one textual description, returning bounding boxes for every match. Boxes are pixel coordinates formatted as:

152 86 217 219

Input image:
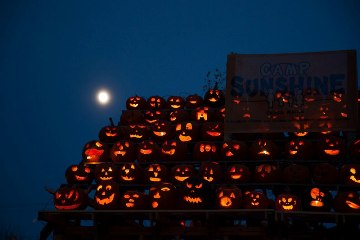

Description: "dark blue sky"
1 0 360 238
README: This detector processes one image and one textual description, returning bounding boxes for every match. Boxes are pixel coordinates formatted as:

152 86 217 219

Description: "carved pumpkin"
191 106 213 122
201 122 224 141
147 95 166 110
193 141 219 162
312 163 338 184
65 164 94 184
120 110 145 125
144 110 165 124
175 121 199 142
166 96 185 109
185 94 203 109
160 140 188 162
250 139 279 160
339 164 360 185
150 182 177 209
216 186 242 209
82 140 109 164
199 162 222 183
226 164 251 183
122 124 149 142
126 95 147 110
317 135 345 160
275 193 301 211
137 140 160 162
179 177 210 209
334 191 360 213
282 164 311 184
350 139 360 160
254 164 280 183
171 164 195 183
243 190 268 209
168 109 189 123
110 140 136 163
95 163 118 183
144 164 168 183
54 186 87 210
304 88 320 102
118 162 143 183
286 139 313 160
98 125 121 144
150 120 174 142
220 141 248 161
94 181 120 210
303 187 332 211
204 88 225 108
120 191 147 210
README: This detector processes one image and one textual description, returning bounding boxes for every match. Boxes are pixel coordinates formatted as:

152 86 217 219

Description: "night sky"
1 0 360 239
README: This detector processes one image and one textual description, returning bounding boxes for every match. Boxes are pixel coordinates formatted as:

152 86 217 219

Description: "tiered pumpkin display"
216 186 242 209
149 182 177 209
120 191 148 210
54 186 88 210
82 140 109 164
110 140 136 163
65 164 94 184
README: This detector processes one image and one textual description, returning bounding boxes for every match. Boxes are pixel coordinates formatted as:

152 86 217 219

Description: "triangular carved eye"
218 191 224 198
186 183 192 188
230 193 235 198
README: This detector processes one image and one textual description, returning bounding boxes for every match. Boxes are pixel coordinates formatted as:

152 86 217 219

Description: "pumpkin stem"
109 117 115 126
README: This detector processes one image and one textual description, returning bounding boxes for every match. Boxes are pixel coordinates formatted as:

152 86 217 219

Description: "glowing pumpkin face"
166 96 185 109
334 191 360 213
82 140 109 164
110 140 136 163
120 191 147 209
226 164 250 183
54 186 87 210
120 110 145 125
185 94 203 109
168 109 189 123
304 88 319 102
94 182 119 209
286 139 313 160
144 110 165 124
304 187 332 211
171 165 195 183
204 88 225 108
282 164 311 184
220 141 248 161
123 124 149 142
147 96 166 109
95 163 118 183
137 140 160 162
175 121 199 142
275 194 300 211
317 136 345 160
145 164 168 183
250 139 279 160
161 140 188 162
119 163 142 183
331 91 343 103
216 186 242 209
243 191 268 209
254 164 280 183
151 120 173 142
193 141 218 162
180 177 209 209
312 163 338 184
201 122 224 141
199 162 222 183
65 164 94 184
192 106 212 122
339 164 360 185
126 95 146 110
98 125 121 143
150 182 176 209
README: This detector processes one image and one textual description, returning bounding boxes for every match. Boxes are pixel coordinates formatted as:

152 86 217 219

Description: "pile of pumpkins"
52 88 360 214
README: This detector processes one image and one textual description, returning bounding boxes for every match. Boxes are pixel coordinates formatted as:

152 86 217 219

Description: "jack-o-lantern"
312 163 338 184
175 121 199 142
94 181 120 210
318 105 330 120
185 94 203 109
166 96 185 109
201 122 224 141
147 96 166 110
226 164 250 183
250 139 279 160
82 140 109 164
304 88 320 102
126 95 147 110
193 141 219 162
110 140 136 163
216 186 242 209
191 106 213 122
118 162 143 183
303 187 332 211
339 164 360 185
65 164 94 184
291 131 310 138
150 182 177 209
137 140 160 162
334 191 360 213
168 109 189 123
199 162 222 183
282 164 311 184
179 177 210 209
243 190 268 209
331 90 344 103
220 141 248 161
161 140 188 162
95 163 118 183
204 88 225 108
98 125 121 144
286 139 313 160
122 124 149 142
350 139 360 160
144 164 168 183
171 164 195 183
254 164 280 183
120 110 145 125
150 120 174 142
214 107 225 122
317 135 345 160
54 186 87 210
144 110 165 124
120 191 148 210
275 193 301 211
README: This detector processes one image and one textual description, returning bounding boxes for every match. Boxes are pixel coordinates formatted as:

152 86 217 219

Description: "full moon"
97 90 111 105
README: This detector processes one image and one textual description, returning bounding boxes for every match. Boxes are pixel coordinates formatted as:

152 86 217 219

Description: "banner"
225 50 358 133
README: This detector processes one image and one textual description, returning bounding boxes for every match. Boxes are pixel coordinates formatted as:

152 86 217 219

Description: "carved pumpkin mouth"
231 174 241 179
350 175 360 184
121 176 135 181
209 97 218 102
258 150 270 156
225 151 234 157
140 149 152 155
56 202 81 210
220 197 233 207
310 200 324 207
203 176 214 182
179 134 192 142
96 193 115 205
150 177 161 182
251 200 259 206
130 134 143 139
243 113 251 118
324 149 340 155
282 205 294 210
289 150 298 155
333 97 342 103
162 149 175 155
146 119 157 124
153 131 166 136
171 104 181 109
75 175 87 181
346 200 360 209
130 103 139 108
189 100 197 104
106 132 117 137
184 196 202 203
100 176 113 181
206 131 221 137
85 149 104 161
175 176 189 181
126 202 135 208
114 150 126 156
